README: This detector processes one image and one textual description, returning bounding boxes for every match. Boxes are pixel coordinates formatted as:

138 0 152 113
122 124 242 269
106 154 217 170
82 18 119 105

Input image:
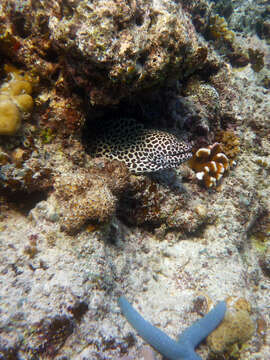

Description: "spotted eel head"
89 118 192 173
141 129 192 173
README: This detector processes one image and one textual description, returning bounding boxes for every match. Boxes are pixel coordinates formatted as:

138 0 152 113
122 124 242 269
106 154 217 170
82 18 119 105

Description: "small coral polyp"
0 64 34 135
189 143 232 188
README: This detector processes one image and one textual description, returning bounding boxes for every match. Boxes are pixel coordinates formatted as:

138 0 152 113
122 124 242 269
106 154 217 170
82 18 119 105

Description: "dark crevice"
61 0 74 19
12 12 31 38
68 301 89 322
135 13 144 26
137 51 149 67
0 189 49 215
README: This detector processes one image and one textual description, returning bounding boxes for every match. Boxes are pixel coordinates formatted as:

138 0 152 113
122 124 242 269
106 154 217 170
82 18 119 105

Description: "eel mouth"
183 144 193 158
172 144 193 159
182 148 193 158
149 146 193 168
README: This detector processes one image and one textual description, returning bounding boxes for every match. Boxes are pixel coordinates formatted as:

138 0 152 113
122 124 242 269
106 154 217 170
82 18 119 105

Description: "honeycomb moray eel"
89 118 192 173
119 296 227 360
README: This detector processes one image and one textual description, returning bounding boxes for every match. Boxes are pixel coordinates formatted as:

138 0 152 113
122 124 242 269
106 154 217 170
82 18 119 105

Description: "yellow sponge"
0 96 21 135
0 65 35 135
9 80 32 96
14 94 34 112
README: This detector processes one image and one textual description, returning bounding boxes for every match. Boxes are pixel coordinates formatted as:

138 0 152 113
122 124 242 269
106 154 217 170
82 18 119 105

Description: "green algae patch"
251 232 270 253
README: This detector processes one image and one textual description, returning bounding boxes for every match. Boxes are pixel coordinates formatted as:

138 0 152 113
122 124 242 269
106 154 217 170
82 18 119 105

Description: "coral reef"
0 156 52 194
182 76 220 134
215 129 240 160
0 0 208 106
259 247 270 278
248 48 265 73
51 159 130 234
256 19 270 43
249 206 270 253
184 77 220 116
117 173 212 236
187 3 250 68
188 143 234 188
0 12 58 80
38 90 85 139
0 1 269 359
26 315 74 358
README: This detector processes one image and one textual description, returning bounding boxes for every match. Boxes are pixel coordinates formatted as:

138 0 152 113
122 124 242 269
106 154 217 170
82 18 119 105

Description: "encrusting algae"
207 15 235 44
215 129 240 160
207 297 255 358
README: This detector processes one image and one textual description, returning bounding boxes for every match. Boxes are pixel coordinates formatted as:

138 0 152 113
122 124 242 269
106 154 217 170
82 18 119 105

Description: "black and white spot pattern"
90 118 192 173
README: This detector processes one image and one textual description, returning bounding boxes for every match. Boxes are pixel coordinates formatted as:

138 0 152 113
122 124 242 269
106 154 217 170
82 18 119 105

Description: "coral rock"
55 173 116 234
215 130 240 159
7 0 206 105
118 174 212 236
207 299 255 355
53 161 130 234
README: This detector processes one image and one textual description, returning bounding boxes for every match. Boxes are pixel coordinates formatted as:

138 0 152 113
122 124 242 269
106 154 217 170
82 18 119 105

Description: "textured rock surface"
1 0 208 105
0 0 270 359
207 297 255 355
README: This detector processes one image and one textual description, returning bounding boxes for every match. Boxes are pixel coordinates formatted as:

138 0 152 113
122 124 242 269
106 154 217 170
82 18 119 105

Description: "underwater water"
0 0 269 359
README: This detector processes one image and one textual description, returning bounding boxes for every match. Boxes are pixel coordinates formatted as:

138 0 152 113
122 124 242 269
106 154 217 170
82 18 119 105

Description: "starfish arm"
177 301 227 348
119 296 183 360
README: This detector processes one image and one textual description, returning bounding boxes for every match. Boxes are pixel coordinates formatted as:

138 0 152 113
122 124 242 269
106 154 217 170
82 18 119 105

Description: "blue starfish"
118 296 226 360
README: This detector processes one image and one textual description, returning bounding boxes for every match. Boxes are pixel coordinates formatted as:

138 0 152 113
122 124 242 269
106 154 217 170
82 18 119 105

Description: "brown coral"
188 143 234 188
53 159 130 234
207 15 235 44
118 173 212 236
215 129 240 159
207 298 255 356
27 316 74 358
